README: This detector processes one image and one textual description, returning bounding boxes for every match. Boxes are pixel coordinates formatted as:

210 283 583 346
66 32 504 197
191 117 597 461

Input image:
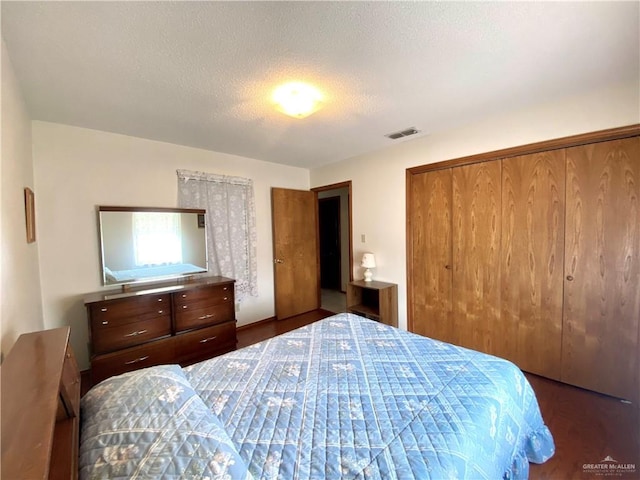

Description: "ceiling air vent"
385 127 420 140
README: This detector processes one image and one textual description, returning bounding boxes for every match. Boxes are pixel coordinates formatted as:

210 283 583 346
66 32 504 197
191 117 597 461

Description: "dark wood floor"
237 310 640 480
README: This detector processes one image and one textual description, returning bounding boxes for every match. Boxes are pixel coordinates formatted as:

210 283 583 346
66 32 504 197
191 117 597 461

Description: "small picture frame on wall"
24 187 36 243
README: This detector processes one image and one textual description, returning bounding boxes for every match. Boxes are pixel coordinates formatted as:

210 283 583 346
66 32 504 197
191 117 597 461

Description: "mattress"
80 313 554 479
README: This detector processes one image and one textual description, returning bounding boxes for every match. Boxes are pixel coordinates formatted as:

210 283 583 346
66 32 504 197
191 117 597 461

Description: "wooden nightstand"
347 280 398 327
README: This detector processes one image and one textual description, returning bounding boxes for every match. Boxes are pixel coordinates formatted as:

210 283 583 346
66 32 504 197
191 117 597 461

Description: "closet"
407 126 639 402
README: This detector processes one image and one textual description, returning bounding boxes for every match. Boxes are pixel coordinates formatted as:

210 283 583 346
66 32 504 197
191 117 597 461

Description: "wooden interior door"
408 169 454 342
272 188 320 320
500 151 565 379
452 160 502 354
562 137 640 402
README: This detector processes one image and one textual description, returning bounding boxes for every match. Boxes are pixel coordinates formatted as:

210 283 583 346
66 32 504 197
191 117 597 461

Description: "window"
132 212 182 266
177 170 257 300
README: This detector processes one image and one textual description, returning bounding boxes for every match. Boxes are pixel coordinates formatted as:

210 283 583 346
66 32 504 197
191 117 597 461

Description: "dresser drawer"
174 321 236 365
89 294 170 330
91 315 171 355
58 346 80 420
173 284 233 308
91 338 175 384
175 301 235 332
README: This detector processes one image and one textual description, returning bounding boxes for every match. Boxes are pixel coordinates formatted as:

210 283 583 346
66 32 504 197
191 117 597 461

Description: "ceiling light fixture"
272 82 324 119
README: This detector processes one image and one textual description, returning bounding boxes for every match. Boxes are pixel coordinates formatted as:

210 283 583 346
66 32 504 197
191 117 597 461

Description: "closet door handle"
445 264 452 270
566 275 574 281
274 258 284 264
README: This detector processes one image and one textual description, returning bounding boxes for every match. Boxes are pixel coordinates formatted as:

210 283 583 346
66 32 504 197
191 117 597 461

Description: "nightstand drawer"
90 294 170 329
174 321 236 365
91 338 175 384
173 284 233 308
175 301 235 332
91 316 171 354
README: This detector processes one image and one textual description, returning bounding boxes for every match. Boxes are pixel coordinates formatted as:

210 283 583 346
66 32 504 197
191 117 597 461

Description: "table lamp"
361 253 376 282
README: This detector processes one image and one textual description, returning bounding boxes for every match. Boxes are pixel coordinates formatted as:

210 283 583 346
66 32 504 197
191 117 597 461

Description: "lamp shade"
361 253 376 268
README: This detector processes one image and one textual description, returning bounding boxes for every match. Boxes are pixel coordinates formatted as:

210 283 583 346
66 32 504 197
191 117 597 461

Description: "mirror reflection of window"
132 212 182 266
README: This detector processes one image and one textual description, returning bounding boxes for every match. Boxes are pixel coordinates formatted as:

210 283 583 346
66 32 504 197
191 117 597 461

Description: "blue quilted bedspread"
80 313 554 479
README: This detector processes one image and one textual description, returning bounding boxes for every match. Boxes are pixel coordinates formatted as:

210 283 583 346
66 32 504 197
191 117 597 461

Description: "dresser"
1 327 80 479
85 276 236 384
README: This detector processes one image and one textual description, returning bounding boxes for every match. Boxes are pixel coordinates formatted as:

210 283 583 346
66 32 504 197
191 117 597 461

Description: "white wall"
310 81 640 332
0 40 44 360
32 122 309 369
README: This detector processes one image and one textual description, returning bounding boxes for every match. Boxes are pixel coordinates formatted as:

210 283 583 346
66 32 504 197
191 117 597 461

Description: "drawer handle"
101 308 108 312
199 335 218 343
182 294 187 298
124 329 148 337
223 287 228 291
223 297 228 301
124 355 149 365
198 314 215 320
182 305 188 309
157 298 163 302
158 310 164 314
102 321 109 325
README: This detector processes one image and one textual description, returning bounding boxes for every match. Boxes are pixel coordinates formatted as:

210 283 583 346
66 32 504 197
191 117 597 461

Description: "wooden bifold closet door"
452 160 502 355
407 127 640 402
500 151 565 379
408 169 453 342
562 138 639 402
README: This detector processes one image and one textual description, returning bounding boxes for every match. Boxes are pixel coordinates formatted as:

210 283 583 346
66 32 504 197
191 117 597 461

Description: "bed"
79 313 554 479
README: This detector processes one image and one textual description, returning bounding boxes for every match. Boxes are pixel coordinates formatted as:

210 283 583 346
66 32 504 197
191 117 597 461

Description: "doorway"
314 182 352 314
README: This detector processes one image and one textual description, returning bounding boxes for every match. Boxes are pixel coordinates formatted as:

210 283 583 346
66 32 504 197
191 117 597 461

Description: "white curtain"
177 169 258 301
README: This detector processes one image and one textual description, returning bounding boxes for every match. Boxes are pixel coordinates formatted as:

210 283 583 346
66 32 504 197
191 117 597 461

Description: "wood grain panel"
89 293 169 330
407 125 640 176
1 328 78 480
173 283 233 307
91 337 175 384
272 188 320 319
174 301 235 332
452 160 502 353
500 151 565 378
563 137 640 402
407 169 453 342
174 321 236 365
91 315 171 354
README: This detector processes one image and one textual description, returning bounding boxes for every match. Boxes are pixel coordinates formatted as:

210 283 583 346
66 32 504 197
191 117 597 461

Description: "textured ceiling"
2 1 638 169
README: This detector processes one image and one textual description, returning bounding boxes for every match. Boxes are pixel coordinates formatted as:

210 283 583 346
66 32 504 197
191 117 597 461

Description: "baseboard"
236 316 277 331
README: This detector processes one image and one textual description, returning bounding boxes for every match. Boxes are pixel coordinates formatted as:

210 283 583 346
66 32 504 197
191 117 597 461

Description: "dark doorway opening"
319 196 341 290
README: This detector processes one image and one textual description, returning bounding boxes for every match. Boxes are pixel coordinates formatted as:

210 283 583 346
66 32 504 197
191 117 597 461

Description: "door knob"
274 258 284 264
